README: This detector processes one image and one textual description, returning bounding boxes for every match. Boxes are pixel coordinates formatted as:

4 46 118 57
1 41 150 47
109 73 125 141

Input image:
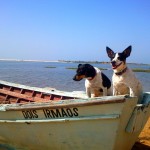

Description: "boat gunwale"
2 96 127 111
0 80 132 111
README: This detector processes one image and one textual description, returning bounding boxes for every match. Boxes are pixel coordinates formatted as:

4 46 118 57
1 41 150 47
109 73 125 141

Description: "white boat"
0 80 149 150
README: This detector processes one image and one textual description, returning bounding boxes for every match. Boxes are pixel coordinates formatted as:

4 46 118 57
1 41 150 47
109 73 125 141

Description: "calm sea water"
0 61 150 149
0 61 149 92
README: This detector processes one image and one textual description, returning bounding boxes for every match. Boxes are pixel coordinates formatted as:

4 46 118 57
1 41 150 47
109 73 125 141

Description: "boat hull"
0 81 149 150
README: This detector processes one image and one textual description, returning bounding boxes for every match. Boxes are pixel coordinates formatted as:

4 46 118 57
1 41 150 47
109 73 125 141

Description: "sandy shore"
132 117 150 150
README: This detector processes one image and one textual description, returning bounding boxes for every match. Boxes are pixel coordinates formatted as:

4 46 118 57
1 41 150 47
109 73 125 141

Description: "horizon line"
0 58 149 65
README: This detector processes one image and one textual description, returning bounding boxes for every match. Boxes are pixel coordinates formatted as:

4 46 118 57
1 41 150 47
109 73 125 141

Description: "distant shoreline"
0 59 59 63
59 60 150 66
0 59 149 66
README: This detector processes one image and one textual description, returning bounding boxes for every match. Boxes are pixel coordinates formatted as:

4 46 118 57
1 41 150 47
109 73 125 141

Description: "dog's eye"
77 71 82 75
111 56 115 60
118 56 124 61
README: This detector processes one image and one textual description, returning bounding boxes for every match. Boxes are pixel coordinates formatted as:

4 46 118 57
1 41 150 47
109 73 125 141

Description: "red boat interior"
0 84 76 104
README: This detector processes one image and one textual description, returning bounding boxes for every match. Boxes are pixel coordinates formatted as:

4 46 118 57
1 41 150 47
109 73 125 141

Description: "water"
0 61 150 149
0 61 149 92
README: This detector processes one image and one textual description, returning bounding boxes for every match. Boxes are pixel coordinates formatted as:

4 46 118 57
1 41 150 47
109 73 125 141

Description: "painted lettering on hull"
43 108 78 118
22 110 38 119
22 108 79 119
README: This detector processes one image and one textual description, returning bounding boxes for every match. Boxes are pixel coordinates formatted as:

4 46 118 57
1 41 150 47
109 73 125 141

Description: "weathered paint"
0 81 149 150
126 104 150 133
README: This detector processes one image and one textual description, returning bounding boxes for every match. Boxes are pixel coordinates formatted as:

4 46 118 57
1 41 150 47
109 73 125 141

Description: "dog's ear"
123 45 132 58
78 64 82 67
106 47 115 58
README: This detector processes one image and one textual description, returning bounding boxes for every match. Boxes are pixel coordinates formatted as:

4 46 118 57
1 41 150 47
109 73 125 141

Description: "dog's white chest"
85 77 102 88
113 69 136 85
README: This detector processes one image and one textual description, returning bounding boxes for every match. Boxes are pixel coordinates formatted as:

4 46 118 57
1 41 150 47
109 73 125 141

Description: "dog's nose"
111 61 116 66
73 76 77 81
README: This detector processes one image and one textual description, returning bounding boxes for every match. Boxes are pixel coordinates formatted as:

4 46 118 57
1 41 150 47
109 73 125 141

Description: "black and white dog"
73 64 112 98
106 45 143 103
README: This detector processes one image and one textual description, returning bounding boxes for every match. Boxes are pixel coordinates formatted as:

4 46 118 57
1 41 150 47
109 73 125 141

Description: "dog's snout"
73 75 80 81
73 75 83 81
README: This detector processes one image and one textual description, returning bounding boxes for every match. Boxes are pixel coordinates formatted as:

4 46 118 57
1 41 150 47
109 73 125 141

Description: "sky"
0 0 150 64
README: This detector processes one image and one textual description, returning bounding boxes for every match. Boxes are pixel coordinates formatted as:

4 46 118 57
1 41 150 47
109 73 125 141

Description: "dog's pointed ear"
106 47 115 58
123 45 132 58
78 64 82 67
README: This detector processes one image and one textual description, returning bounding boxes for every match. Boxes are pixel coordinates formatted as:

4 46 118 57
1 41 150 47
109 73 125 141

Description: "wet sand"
132 117 150 150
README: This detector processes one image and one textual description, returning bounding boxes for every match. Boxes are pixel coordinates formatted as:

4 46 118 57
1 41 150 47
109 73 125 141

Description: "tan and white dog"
106 45 143 103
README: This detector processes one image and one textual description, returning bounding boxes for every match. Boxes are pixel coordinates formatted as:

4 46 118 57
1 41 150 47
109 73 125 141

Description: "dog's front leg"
102 87 107 96
86 88 91 98
129 87 135 97
129 87 143 103
129 88 133 96
113 87 118 96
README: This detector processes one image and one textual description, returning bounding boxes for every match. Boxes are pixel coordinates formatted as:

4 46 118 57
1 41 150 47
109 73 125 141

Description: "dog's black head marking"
106 46 132 70
106 45 132 60
106 47 115 59
73 64 96 81
122 45 132 58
